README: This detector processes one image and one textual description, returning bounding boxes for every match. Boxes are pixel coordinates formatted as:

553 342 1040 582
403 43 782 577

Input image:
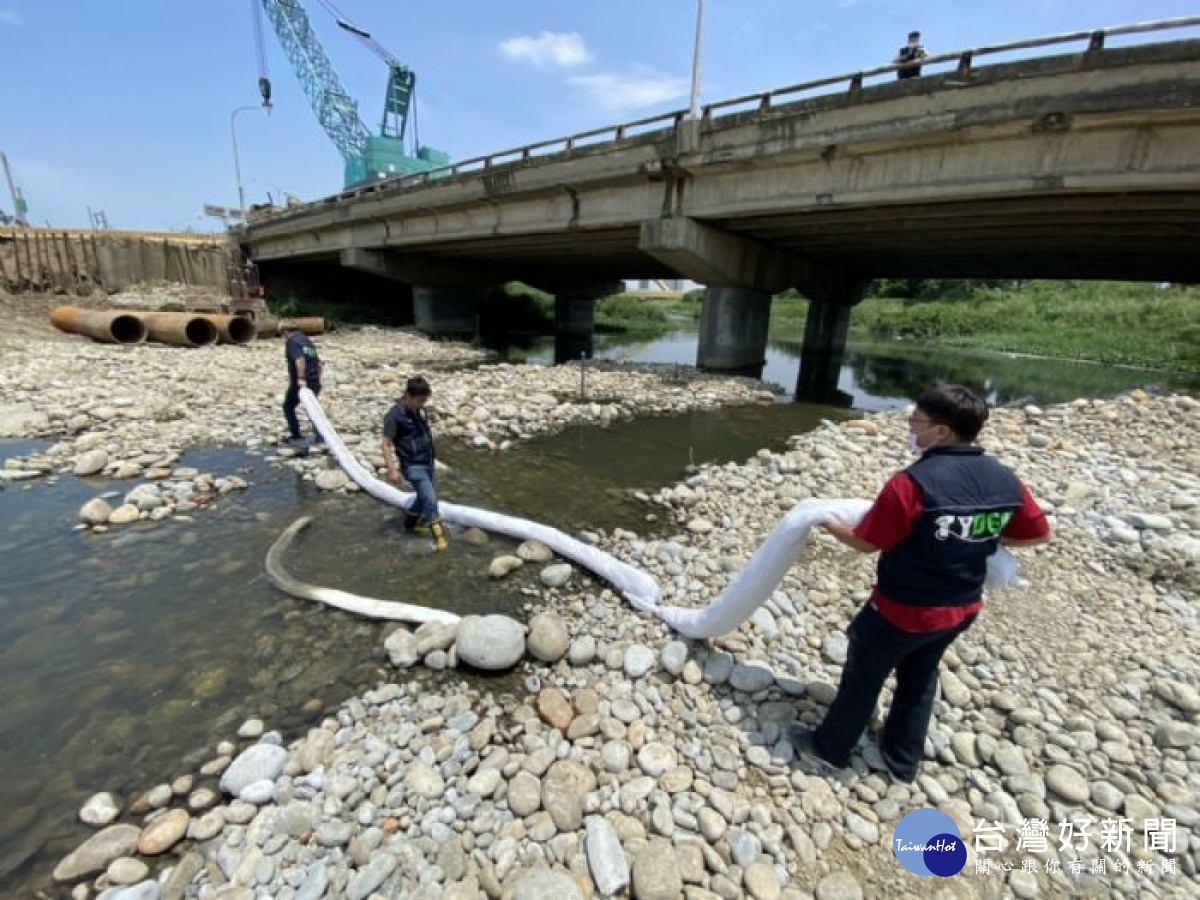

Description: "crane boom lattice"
260 0 370 161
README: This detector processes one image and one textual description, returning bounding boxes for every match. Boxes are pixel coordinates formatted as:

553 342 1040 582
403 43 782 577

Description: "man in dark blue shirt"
282 324 323 444
894 30 928 80
381 376 448 551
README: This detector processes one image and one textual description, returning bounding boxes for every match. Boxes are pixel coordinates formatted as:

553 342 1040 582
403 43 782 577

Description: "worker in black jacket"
381 376 448 551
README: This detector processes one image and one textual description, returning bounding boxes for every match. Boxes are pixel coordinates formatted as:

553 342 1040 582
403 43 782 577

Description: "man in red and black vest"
791 384 1050 783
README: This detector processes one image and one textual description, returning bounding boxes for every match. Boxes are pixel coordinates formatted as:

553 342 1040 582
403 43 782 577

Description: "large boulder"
455 615 526 670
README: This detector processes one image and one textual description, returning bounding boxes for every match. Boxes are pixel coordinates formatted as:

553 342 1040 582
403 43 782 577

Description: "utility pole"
0 151 29 226
688 0 706 120
231 103 270 216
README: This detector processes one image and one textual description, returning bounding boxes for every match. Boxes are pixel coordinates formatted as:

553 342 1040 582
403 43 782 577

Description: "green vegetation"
274 278 1198 371
595 293 671 333
852 281 1199 370
747 281 1198 371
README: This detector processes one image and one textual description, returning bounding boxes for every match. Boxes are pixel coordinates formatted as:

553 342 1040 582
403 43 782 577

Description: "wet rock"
539 563 574 588
384 628 419 667
455 614 526 670
107 503 141 525
517 540 555 563
219 743 287 798
107 856 150 885
74 449 109 476
137 808 190 855
53 823 140 882
489 555 524 578
79 792 121 826
80 497 113 525
314 468 348 491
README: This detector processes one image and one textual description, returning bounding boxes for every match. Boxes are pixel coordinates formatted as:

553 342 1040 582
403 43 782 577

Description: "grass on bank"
641 281 1199 371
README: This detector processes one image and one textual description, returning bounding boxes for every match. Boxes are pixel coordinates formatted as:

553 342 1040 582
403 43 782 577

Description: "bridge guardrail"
250 15 1200 224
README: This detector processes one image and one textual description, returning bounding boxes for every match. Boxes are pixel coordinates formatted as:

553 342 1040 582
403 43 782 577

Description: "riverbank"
32 381 1200 898
577 282 1200 372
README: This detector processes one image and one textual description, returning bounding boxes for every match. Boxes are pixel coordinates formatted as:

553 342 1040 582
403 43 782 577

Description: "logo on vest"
933 511 1012 542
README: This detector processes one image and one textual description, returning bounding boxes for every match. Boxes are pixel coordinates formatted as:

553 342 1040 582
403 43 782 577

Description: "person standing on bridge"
894 30 928 79
282 323 323 445
382 376 449 552
790 384 1050 783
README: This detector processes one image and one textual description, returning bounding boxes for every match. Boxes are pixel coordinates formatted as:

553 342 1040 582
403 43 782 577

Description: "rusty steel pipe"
193 313 257 345
49 306 148 344
255 316 327 337
132 312 219 347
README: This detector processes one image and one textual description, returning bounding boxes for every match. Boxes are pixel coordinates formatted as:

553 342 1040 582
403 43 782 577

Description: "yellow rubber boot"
430 520 449 551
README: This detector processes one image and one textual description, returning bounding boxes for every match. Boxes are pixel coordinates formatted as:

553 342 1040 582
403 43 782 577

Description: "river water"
495 329 1200 408
1 334 1194 894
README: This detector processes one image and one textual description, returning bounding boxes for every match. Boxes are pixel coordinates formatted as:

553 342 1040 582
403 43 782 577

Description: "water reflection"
0 394 841 895
487 330 1199 408
0 446 528 894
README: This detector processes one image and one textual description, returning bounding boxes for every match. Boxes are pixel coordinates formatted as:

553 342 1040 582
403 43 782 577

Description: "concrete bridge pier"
540 280 622 361
696 285 771 378
554 295 596 338
795 280 865 406
413 286 486 339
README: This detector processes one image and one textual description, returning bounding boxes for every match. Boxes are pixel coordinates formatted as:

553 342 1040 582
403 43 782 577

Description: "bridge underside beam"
638 217 815 296
340 248 506 288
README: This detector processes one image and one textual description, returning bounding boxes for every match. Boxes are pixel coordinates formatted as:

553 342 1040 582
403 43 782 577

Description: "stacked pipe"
50 308 259 347
131 312 219 347
191 313 257 345
49 307 147 345
51 307 324 345
255 316 327 337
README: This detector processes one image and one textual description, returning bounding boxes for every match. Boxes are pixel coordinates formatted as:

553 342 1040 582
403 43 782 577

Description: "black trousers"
813 603 975 780
282 381 321 440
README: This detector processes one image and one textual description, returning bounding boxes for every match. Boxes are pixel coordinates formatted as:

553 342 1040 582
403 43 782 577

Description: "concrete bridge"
240 18 1200 401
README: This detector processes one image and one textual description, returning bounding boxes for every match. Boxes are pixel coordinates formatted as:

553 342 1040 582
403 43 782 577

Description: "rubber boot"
430 520 449 552
404 510 421 530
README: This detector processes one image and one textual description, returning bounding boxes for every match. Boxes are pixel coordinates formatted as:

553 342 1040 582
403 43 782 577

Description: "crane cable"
250 0 272 106
313 0 423 155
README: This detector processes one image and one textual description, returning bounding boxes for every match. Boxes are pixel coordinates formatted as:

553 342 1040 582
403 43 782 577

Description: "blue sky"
2 0 1197 230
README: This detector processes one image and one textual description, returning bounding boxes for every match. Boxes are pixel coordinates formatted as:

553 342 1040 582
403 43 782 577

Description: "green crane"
254 0 449 189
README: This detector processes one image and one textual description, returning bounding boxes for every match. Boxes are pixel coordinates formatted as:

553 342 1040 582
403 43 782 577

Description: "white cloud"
568 70 690 115
0 8 25 26
500 31 592 67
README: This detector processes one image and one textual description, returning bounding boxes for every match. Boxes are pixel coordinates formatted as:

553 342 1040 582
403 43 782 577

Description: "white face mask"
908 432 924 455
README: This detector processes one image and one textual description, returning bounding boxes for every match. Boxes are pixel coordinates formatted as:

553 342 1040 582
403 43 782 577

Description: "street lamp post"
231 105 267 216
688 0 706 120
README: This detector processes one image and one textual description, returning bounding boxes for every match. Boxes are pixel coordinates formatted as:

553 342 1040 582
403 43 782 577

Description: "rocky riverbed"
0 309 774 529
25 362 1198 899
3 293 1197 899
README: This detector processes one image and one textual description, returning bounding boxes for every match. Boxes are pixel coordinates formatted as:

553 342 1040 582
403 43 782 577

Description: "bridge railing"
705 15 1200 118
262 16 1200 218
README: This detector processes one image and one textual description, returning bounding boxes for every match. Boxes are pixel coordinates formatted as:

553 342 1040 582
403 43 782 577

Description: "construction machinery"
254 0 449 188
1 152 29 226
